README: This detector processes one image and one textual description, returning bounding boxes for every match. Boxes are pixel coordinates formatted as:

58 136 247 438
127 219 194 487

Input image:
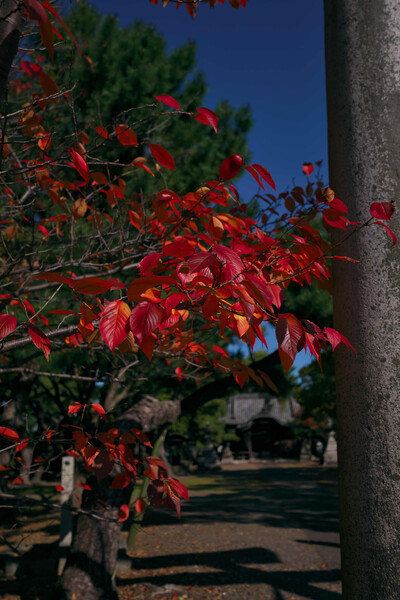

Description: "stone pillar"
323 432 337 466
58 456 75 575
324 2 400 598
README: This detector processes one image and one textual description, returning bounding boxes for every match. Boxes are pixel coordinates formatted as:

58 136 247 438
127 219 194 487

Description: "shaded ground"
117 462 341 600
0 462 341 600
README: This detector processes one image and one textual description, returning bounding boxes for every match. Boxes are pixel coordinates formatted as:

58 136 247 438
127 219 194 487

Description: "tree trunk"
59 396 180 600
58 476 128 600
0 0 25 101
324 2 400 598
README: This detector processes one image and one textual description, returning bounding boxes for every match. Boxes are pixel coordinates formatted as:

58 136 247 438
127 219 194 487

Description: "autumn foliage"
0 0 396 527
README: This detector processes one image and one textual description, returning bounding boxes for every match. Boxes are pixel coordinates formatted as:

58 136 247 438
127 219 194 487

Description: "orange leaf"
91 402 106 420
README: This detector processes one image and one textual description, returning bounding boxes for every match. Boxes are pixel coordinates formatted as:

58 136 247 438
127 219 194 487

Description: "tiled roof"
225 393 300 427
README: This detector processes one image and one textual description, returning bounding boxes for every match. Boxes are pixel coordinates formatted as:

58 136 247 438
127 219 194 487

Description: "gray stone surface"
325 1 400 597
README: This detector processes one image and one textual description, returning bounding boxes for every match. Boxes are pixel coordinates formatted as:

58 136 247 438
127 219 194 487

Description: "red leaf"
302 163 314 176
245 165 265 190
68 402 83 414
70 149 89 182
56 484 64 492
155 94 180 110
250 164 275 190
111 472 132 489
12 477 24 485
118 505 130 522
0 314 17 340
95 126 109 139
127 275 175 302
167 477 189 500
325 327 356 353
0 426 20 443
131 428 152 448
164 485 181 517
276 314 305 363
34 272 75 286
39 18 54 62
175 366 183 381
135 498 147 514
27 324 51 361
213 244 243 279
188 252 216 274
219 155 243 180
374 221 397 246
129 302 163 344
41 1 81 56
147 479 165 506
139 253 162 276
370 202 395 221
195 107 218 133
116 125 138 146
162 240 194 258
22 0 48 23
99 300 131 351
20 60 42 78
149 144 175 170
73 277 113 295
91 402 106 420
37 223 49 237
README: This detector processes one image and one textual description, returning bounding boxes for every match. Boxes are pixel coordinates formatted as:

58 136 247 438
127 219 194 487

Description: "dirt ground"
0 462 341 600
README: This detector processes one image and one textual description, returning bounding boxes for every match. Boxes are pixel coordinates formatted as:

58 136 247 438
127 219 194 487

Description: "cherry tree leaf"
0 426 20 443
195 107 218 133
116 125 137 146
41 1 81 55
250 164 276 190
68 402 83 414
111 473 132 489
91 402 107 420
302 163 314 176
167 477 189 500
374 221 397 246
69 149 89 182
325 327 356 353
219 155 243 180
27 324 51 361
275 314 305 363
22 0 48 22
118 504 130 522
0 314 17 340
149 144 175 170
155 94 180 110
370 202 395 221
129 302 163 344
135 498 147 514
99 300 131 351
73 277 113 295
95 126 109 139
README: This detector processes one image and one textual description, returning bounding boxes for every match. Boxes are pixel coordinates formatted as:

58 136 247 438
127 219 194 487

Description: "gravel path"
117 462 341 600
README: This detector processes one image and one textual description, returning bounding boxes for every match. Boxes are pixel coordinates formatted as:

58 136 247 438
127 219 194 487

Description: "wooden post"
324 1 400 597
58 456 74 575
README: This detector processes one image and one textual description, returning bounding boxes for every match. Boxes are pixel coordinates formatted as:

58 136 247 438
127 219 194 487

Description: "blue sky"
83 0 328 370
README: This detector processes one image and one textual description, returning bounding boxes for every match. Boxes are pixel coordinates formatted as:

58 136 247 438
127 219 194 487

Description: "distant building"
224 393 301 459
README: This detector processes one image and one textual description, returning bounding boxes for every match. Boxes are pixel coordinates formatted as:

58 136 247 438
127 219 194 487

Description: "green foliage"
170 397 227 448
53 2 253 193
